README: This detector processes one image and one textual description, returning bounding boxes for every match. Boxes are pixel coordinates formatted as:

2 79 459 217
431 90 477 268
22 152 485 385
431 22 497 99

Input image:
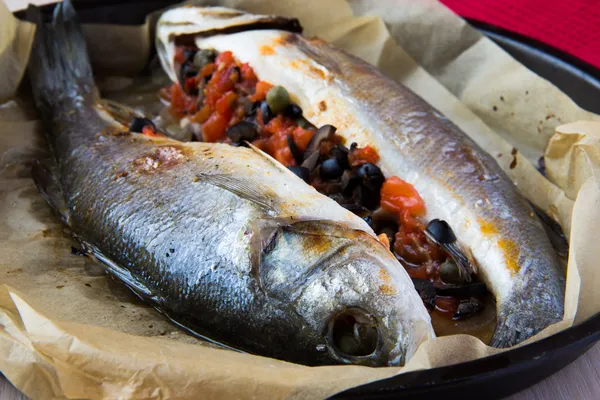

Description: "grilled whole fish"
156 6 566 347
26 2 434 367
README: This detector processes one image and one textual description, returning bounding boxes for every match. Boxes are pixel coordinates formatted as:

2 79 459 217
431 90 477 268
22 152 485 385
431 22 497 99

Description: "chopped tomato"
216 91 238 116
349 145 380 167
200 63 216 78
250 81 274 102
240 63 258 88
191 105 212 124
202 113 229 142
263 114 295 135
216 50 234 65
252 138 267 151
394 226 444 267
274 146 295 166
381 176 426 227
403 262 429 280
174 46 187 64
435 296 460 319
169 82 198 118
184 76 199 94
142 125 162 138
292 126 315 152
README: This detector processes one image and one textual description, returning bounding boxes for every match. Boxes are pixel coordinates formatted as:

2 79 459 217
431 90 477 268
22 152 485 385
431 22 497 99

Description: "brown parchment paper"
0 1 34 102
1 0 600 399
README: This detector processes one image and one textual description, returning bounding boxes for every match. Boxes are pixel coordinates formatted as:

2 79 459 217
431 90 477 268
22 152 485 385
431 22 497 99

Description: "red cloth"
440 0 600 69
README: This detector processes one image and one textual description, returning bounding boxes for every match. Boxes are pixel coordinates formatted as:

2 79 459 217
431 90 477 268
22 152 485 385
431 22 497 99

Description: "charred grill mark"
172 18 303 46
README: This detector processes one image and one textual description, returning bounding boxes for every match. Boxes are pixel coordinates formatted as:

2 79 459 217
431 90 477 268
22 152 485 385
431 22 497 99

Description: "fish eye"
327 308 379 359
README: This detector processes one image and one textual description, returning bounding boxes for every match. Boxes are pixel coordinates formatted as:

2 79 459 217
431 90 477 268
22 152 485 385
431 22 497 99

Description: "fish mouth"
325 307 385 366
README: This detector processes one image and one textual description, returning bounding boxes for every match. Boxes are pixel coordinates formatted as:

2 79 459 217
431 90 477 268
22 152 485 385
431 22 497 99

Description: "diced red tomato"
200 63 216 78
191 105 212 124
403 262 429 279
349 145 380 167
216 50 234 65
169 82 197 118
202 113 229 142
142 125 162 138
184 76 199 94
174 47 187 64
394 226 444 266
240 63 258 89
435 296 460 319
274 146 295 166
292 126 315 152
381 176 426 225
215 91 238 116
252 138 267 151
250 81 274 102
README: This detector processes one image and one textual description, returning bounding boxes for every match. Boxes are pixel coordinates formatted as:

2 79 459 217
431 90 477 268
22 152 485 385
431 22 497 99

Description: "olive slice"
304 125 336 159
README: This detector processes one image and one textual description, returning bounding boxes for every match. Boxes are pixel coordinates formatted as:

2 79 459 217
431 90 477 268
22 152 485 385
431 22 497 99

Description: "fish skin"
27 1 434 367
156 7 566 347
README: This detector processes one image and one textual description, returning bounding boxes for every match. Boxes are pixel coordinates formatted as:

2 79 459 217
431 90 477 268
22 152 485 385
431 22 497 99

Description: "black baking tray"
12 1 600 399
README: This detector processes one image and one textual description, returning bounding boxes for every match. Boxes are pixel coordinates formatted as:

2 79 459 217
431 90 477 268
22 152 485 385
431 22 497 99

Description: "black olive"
288 166 310 182
183 48 197 63
355 163 385 192
329 144 350 169
341 170 360 195
226 121 258 143
363 215 373 228
371 209 399 234
243 99 259 116
304 125 336 159
283 104 303 118
411 278 436 311
328 192 348 204
181 62 199 79
320 158 344 180
353 185 380 210
129 117 155 133
454 297 485 320
341 204 371 218
425 219 457 244
260 101 273 124
192 49 216 69
301 150 320 172
287 135 304 165
435 281 488 297
179 63 199 94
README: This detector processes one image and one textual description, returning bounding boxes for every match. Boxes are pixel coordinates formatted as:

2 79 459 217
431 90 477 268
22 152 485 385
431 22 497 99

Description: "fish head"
258 220 434 366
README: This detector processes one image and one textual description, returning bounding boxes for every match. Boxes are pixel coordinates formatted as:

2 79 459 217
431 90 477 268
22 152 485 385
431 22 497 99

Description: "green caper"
266 85 290 114
439 259 464 284
192 49 216 69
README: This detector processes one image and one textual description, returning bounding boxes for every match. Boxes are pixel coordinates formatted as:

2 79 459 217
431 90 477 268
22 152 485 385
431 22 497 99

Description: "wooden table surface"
2 0 599 399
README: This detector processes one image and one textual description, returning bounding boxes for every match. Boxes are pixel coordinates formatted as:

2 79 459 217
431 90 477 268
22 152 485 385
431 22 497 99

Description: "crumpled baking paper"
1 0 599 399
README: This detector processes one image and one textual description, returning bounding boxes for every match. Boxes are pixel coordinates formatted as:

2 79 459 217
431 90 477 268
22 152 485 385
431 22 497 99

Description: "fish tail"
27 0 95 116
